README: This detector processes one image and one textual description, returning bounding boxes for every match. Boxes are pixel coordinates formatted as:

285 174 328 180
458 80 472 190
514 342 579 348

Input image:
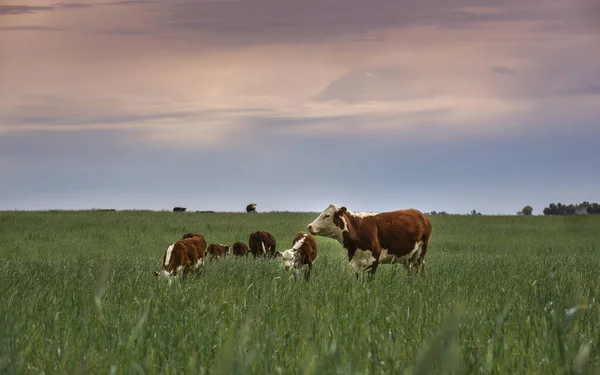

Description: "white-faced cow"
278 232 318 281
246 203 257 213
154 235 207 281
307 204 432 278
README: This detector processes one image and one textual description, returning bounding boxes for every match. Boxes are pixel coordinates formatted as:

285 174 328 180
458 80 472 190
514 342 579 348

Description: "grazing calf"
173 207 187 212
206 244 230 258
154 236 207 280
307 204 432 278
249 230 277 258
246 203 257 213
278 232 318 281
232 241 249 257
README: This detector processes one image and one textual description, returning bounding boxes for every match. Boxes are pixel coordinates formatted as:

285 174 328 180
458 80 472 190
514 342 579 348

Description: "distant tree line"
543 202 600 215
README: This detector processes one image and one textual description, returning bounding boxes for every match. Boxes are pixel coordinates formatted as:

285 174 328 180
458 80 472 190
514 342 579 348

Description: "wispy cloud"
0 1 150 16
0 25 64 31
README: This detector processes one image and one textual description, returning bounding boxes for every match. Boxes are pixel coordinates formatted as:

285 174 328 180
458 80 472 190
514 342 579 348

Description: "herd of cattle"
155 204 433 282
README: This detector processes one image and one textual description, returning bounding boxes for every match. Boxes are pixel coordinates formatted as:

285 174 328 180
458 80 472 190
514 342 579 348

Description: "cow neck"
340 212 361 243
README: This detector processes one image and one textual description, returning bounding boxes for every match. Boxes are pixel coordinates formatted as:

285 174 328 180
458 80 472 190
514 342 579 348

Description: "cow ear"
338 206 347 215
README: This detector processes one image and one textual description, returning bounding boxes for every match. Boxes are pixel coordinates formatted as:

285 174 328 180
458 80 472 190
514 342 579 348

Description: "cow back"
232 241 249 256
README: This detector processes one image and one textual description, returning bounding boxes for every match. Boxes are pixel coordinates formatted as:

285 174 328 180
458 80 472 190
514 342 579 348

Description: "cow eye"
324 214 330 218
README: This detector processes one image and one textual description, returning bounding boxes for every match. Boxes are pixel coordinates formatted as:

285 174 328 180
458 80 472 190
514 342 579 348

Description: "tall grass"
0 211 599 374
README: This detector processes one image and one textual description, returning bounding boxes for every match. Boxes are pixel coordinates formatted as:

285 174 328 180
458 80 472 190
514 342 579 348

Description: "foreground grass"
0 211 599 374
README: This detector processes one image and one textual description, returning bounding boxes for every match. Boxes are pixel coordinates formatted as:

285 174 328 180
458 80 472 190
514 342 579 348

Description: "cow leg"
417 240 429 276
304 264 312 282
366 261 379 281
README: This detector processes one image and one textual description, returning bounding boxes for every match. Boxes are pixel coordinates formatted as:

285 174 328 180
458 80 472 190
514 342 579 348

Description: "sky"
0 0 599 214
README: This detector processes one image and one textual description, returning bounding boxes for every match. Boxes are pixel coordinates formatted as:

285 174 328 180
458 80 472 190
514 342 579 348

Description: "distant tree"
470 209 482 216
521 205 533 216
543 201 600 215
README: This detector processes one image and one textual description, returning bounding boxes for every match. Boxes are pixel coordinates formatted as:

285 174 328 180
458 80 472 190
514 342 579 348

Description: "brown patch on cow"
155 236 207 279
207 244 230 258
232 241 249 257
290 231 318 281
248 230 277 258
340 208 432 277
333 206 347 230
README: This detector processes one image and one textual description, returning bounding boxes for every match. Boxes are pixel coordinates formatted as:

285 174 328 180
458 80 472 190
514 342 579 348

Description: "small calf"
232 242 249 257
278 232 318 281
154 236 207 280
207 244 230 258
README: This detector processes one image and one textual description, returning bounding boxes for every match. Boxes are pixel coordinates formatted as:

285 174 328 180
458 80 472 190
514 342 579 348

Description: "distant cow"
278 232 318 281
207 244 230 258
249 230 277 258
246 203 257 213
307 204 432 278
232 241 249 257
154 236 207 280
182 232 204 240
173 207 187 212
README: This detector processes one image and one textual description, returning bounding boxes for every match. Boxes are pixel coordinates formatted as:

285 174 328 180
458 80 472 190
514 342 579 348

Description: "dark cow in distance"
278 232 318 281
232 242 249 257
307 204 432 278
246 203 257 213
154 236 207 281
173 207 187 212
207 244 230 258
249 230 277 258
182 232 204 240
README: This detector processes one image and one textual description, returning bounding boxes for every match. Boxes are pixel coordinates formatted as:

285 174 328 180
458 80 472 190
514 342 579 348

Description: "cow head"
278 249 296 270
307 204 347 241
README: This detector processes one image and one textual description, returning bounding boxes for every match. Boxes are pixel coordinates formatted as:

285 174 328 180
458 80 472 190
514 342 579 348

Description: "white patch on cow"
292 235 307 251
279 249 296 269
378 241 424 265
349 249 376 273
307 204 346 242
351 211 378 218
261 241 266 254
164 243 175 267
157 270 172 279
194 258 204 269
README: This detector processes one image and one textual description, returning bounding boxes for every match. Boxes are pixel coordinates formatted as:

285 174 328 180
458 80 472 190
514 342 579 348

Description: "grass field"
1 210 599 374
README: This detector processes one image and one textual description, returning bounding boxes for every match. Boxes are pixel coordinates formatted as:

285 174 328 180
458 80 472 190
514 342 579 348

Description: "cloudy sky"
0 0 599 214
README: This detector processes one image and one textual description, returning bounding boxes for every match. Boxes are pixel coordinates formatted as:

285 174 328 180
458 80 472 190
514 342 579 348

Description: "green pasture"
0 211 599 374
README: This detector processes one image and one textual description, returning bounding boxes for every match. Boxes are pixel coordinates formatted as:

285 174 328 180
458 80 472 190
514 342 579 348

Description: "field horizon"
1 210 599 374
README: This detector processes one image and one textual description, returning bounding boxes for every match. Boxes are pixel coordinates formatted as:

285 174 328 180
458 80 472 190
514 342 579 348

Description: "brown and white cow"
246 203 257 213
154 236 207 281
232 241 249 257
278 232 318 281
307 204 432 277
248 230 277 258
206 243 230 258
